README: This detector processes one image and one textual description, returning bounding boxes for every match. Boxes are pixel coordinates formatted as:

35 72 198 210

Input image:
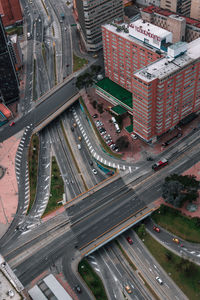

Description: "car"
126 237 133 245
77 144 81 150
153 226 160 233
124 284 132 294
131 133 137 140
93 54 98 58
108 141 113 146
89 161 93 166
93 114 98 118
110 144 116 149
147 157 153 161
71 126 74 132
73 122 77 127
115 147 119 152
64 27 67 31
92 169 97 175
106 139 112 144
173 238 180 244
9 121 15 127
78 136 82 141
156 276 163 285
75 285 82 293
100 131 106 135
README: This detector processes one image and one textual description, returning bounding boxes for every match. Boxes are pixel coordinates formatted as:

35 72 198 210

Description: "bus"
152 158 168 171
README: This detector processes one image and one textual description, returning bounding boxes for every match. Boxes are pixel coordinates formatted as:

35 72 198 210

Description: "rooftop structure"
0 0 23 27
135 38 200 82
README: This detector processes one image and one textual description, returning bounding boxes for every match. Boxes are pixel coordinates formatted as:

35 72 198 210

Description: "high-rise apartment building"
75 0 124 51
160 0 191 16
0 16 19 104
102 19 171 92
0 0 23 27
132 39 200 141
99 19 200 142
190 0 200 20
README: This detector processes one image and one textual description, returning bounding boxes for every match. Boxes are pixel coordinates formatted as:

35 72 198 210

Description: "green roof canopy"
96 78 132 109
125 124 133 133
111 105 127 115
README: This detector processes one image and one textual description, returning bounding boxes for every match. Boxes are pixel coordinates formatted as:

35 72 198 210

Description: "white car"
156 276 163 285
131 134 137 140
92 169 97 175
77 144 81 150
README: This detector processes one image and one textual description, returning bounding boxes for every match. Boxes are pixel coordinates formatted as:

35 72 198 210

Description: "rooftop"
103 18 172 51
142 5 200 27
96 78 132 109
134 37 200 82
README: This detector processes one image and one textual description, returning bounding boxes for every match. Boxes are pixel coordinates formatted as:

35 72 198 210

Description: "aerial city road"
0 0 200 299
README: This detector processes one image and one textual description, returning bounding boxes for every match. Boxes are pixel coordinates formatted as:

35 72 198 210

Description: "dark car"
89 161 93 166
75 285 82 293
9 121 15 127
71 126 74 131
93 114 98 118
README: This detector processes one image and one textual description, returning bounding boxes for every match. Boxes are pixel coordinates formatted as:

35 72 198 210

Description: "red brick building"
0 0 23 27
100 19 200 142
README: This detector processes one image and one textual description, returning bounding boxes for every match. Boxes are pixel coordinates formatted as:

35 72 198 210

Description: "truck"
152 158 168 171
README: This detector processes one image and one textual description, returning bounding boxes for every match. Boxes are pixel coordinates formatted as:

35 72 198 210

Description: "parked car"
153 226 160 233
173 238 180 244
131 133 137 140
126 237 133 245
93 114 98 118
78 136 82 141
77 144 81 150
89 161 93 166
71 126 74 132
9 121 15 127
106 139 112 144
73 122 77 127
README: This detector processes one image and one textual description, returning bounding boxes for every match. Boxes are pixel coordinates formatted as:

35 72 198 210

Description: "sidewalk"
0 136 20 237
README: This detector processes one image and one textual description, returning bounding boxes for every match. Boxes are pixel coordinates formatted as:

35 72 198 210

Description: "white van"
111 117 116 123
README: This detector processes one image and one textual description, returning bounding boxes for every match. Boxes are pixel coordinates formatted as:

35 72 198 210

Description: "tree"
162 174 199 208
115 136 129 151
137 224 146 238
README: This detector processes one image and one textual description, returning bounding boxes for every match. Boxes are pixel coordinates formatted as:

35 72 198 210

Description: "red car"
153 226 160 233
9 121 15 127
126 237 133 245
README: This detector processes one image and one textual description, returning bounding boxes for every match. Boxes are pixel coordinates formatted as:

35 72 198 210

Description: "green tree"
162 174 199 208
137 224 146 238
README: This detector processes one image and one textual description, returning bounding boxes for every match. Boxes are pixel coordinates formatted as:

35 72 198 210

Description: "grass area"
27 134 39 214
33 59 37 101
78 259 108 300
60 121 88 191
42 156 64 216
53 43 57 85
6 25 23 36
79 98 122 159
136 226 200 300
73 53 88 72
115 240 137 271
41 0 49 15
96 77 133 109
42 43 46 66
152 204 200 243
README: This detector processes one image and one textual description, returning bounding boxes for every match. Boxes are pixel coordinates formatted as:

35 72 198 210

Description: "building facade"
136 0 161 7
132 39 200 141
102 19 171 92
190 0 200 20
141 5 200 43
75 0 124 51
0 16 19 104
160 0 191 16
101 19 200 142
0 0 23 27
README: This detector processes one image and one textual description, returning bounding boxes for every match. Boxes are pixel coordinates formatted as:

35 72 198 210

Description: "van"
111 117 116 123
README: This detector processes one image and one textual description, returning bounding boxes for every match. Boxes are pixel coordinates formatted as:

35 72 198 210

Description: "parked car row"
95 120 119 152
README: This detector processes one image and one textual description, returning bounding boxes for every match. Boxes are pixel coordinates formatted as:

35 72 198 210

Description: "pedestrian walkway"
0 136 20 237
